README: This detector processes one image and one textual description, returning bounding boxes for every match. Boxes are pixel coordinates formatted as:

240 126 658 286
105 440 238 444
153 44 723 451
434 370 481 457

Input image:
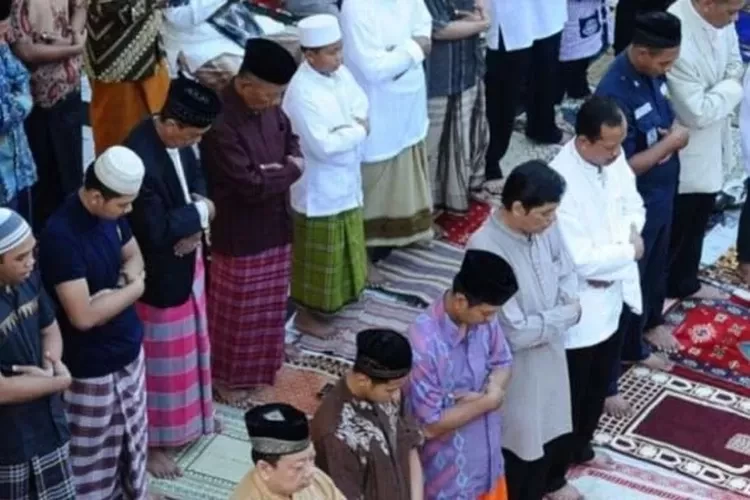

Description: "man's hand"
286 156 304 172
50 357 71 382
174 232 202 257
191 193 216 221
353 116 370 135
629 224 645 260
659 123 689 151
483 382 506 410
412 36 431 56
72 29 87 47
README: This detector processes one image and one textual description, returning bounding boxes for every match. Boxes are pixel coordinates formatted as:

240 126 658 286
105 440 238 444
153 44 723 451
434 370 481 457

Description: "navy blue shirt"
0 271 69 464
39 195 143 379
596 52 680 213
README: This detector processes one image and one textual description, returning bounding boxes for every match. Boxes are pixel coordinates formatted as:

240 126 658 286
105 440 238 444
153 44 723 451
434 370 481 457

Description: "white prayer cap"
298 14 341 49
94 146 145 196
0 208 31 255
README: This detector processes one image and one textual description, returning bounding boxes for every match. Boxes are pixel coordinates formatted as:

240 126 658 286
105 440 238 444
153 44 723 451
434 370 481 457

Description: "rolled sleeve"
488 320 513 369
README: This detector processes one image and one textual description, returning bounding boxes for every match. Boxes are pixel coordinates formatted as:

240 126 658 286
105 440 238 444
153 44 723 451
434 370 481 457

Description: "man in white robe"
282 14 369 337
550 96 646 482
665 0 744 297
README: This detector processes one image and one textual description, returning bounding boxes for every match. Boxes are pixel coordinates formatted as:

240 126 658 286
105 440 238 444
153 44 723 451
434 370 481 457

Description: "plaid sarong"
63 351 148 499
291 207 367 314
0 443 75 500
209 245 291 389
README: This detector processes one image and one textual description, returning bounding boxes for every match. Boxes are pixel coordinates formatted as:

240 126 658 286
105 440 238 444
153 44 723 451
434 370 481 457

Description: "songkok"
354 329 412 380
299 14 341 49
240 38 297 85
632 12 681 49
93 146 145 196
245 403 310 456
163 74 222 128
0 209 31 255
455 250 518 306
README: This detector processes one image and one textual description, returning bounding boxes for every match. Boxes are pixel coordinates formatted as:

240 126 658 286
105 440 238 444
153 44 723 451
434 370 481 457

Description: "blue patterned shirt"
0 43 36 205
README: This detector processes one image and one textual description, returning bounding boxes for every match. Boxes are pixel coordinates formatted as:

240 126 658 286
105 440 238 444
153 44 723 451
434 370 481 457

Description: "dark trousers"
559 326 622 477
607 212 673 395
737 178 750 263
484 30 561 179
24 91 83 233
556 58 592 103
667 193 716 298
503 434 570 500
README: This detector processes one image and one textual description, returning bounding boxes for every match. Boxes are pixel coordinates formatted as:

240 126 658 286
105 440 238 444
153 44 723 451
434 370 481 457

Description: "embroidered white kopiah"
93 146 146 196
0 208 31 255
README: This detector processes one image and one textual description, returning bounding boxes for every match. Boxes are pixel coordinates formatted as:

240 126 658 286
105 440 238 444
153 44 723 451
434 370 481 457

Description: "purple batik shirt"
406 296 512 500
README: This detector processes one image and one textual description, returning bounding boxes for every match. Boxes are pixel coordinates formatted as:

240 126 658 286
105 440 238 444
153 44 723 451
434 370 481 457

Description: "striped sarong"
63 351 148 500
427 82 488 213
0 443 75 500
136 250 215 447
291 208 367 314
209 244 291 389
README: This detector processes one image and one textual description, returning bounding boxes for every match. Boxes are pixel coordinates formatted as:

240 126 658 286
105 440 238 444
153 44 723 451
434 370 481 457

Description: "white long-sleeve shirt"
487 0 566 51
339 0 431 162
282 61 369 217
667 0 744 194
550 140 645 349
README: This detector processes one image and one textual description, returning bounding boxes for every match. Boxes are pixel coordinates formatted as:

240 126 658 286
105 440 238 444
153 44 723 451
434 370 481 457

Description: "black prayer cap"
455 250 518 306
354 329 413 380
632 12 682 49
163 73 222 128
240 38 297 85
245 403 310 456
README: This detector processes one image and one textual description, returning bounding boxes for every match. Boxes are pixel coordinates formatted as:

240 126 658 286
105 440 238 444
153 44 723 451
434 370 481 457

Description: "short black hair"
501 160 566 211
0 1 11 21
83 163 122 201
451 276 484 308
251 450 281 467
575 96 625 142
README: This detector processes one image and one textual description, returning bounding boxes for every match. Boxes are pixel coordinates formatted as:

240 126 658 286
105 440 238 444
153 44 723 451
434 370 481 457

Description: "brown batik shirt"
310 378 423 500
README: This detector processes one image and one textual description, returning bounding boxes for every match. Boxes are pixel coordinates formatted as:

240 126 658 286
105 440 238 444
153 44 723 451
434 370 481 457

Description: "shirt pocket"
633 103 661 150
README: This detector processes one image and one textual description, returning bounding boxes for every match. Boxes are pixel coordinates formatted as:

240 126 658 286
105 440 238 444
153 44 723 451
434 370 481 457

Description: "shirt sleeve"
0 51 33 135
619 157 646 232
313 434 365 500
340 0 425 83
488 320 512 369
398 398 424 450
498 297 580 353
116 217 134 246
405 326 445 426
38 286 57 329
411 0 433 38
163 0 226 27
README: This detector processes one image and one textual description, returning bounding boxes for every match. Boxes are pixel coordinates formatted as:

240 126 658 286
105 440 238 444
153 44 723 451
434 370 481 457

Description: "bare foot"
604 394 633 419
294 309 336 339
546 483 583 500
582 450 615 470
691 283 727 300
147 449 183 480
644 325 681 353
638 352 675 372
367 261 388 285
213 384 250 405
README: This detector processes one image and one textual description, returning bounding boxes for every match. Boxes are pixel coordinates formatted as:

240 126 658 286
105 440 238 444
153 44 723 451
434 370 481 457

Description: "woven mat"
594 366 750 495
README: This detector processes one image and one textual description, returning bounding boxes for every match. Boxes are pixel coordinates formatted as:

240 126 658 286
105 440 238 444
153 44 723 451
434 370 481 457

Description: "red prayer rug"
664 298 750 392
594 366 750 495
434 200 491 247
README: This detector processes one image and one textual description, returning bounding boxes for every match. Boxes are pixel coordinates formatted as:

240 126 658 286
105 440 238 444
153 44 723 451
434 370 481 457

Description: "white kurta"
739 70 750 177
282 61 369 217
487 0 567 51
667 0 744 194
550 140 645 349
339 0 431 163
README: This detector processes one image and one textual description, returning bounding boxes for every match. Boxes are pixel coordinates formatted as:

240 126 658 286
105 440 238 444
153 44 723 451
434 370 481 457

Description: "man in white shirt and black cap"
39 146 152 499
282 14 370 338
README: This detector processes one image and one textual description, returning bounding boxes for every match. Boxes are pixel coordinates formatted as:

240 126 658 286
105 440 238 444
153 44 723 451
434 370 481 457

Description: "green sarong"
291 207 367 313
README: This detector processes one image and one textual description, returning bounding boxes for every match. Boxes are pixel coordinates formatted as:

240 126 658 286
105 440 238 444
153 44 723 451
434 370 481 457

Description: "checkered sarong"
291 207 368 314
0 443 75 500
63 350 148 499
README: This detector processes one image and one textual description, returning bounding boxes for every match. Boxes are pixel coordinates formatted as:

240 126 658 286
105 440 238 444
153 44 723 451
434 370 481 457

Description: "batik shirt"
0 44 36 205
407 296 513 499
310 379 423 500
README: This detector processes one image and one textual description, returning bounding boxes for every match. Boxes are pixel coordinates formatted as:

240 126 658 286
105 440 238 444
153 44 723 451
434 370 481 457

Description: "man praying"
407 249 517 500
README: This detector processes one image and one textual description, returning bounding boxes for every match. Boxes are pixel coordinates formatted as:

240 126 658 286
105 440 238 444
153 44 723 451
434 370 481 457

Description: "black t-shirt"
0 271 69 464
39 196 143 378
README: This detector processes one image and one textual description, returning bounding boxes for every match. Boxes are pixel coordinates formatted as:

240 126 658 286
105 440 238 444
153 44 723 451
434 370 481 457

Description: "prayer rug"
289 292 424 361
372 240 464 306
664 298 750 391
568 450 747 500
434 200 491 247
700 247 747 292
594 366 750 495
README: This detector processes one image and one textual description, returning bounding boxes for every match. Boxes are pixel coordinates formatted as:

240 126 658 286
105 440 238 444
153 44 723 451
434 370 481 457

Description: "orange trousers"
89 60 170 156
478 477 508 500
